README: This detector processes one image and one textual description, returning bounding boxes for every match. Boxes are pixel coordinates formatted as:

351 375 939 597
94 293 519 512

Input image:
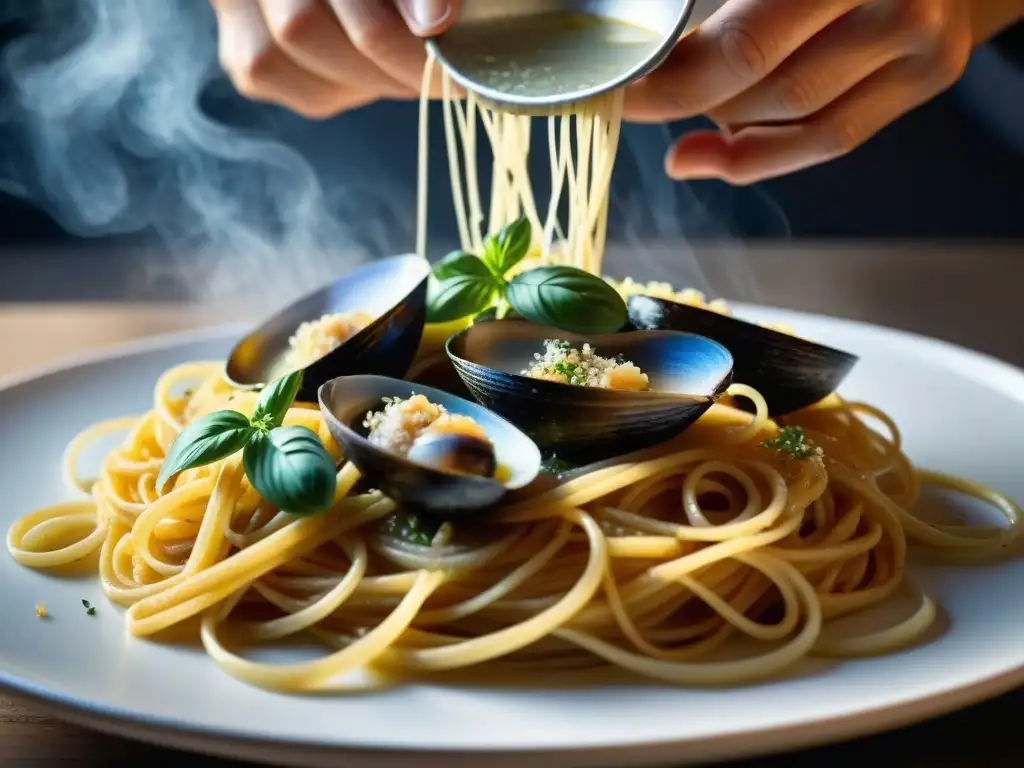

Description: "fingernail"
667 163 720 181
408 0 451 31
666 151 721 180
665 133 730 180
667 154 728 181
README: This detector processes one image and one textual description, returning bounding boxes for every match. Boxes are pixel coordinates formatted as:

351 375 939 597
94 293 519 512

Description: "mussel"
225 255 430 402
407 433 497 478
446 320 734 462
627 295 858 416
318 375 541 515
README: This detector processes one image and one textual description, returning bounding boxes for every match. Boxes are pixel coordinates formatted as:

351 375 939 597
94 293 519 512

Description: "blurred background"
0 2 1021 763
0 0 1021 363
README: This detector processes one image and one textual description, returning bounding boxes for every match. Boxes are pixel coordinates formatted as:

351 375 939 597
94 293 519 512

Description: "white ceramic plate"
3 306 1024 768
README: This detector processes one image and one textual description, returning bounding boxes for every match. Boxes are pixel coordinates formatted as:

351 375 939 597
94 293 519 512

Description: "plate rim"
4 665 1024 767
2 311 1024 765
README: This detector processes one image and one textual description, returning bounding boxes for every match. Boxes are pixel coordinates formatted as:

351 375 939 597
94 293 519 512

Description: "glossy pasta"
417 50 624 276
6 50 1022 695
7 361 1019 692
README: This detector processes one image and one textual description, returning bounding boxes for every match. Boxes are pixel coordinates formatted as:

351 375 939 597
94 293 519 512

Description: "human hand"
627 0 1023 185
209 0 458 118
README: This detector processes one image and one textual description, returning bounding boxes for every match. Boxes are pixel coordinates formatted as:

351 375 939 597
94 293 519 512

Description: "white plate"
2 306 1024 768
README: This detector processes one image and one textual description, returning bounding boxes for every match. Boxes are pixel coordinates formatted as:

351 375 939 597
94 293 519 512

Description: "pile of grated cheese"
284 311 373 370
523 339 649 391
364 395 488 456
604 276 732 314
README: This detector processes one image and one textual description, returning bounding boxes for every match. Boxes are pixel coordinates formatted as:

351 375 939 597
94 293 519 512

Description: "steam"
0 0 409 305
0 0 784 306
606 122 780 303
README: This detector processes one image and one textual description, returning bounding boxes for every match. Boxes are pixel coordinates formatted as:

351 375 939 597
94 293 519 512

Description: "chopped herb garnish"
552 360 587 386
761 425 819 460
81 599 97 616
381 512 441 547
541 454 574 476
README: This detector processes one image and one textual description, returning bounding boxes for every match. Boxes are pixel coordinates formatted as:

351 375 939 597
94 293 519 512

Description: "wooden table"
1 300 1022 767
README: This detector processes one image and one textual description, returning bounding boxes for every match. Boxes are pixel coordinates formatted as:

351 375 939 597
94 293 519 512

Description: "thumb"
396 0 460 37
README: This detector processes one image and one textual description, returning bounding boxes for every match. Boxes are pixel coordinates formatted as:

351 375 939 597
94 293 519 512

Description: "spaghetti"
418 50 624 276
6 52 1023 694
6 362 1019 691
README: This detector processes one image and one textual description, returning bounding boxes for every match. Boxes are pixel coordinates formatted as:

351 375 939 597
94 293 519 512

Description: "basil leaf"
156 410 253 493
432 251 493 281
427 274 499 323
482 217 532 277
252 369 303 430
243 426 338 517
506 266 628 334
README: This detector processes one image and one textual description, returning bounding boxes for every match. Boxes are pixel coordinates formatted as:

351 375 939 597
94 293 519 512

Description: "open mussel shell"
627 295 858 416
446 321 734 462
225 255 430 402
318 375 541 515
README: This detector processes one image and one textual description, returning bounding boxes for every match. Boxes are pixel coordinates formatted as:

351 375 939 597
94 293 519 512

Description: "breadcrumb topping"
364 395 489 456
523 339 649 391
284 311 373 370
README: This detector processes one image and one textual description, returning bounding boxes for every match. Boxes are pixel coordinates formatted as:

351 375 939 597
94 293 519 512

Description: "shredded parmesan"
364 396 490 456
284 311 373 370
524 339 649 391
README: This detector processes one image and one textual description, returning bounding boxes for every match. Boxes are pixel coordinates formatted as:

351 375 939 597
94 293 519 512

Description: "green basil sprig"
426 254 501 323
425 217 626 335
243 426 338 517
481 216 531 277
251 367 303 430
156 369 337 517
505 265 627 335
156 411 252 492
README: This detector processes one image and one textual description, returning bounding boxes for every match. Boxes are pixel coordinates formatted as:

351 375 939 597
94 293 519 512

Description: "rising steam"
0 0 780 306
0 0 412 304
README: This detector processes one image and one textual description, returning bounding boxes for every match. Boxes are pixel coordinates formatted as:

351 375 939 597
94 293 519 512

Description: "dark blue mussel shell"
627 295 858 416
318 375 541 515
446 321 734 463
225 255 430 402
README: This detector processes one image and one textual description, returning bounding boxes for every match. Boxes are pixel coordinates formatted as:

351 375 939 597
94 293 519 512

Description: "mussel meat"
225 255 430 402
318 375 541 515
446 320 734 462
407 432 498 478
627 295 858 415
